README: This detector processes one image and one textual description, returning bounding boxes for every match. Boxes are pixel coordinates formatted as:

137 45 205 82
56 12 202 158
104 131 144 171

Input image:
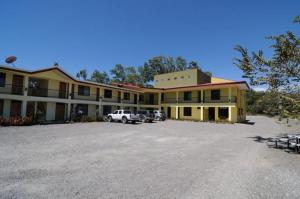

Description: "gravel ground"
0 116 299 199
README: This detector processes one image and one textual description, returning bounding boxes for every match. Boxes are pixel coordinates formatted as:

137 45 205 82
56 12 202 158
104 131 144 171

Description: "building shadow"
239 120 255 125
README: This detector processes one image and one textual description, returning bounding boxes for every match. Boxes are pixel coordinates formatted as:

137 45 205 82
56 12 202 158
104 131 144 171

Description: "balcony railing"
71 92 98 101
138 100 159 105
28 87 68 99
0 84 24 95
161 96 237 104
101 96 121 103
204 96 237 103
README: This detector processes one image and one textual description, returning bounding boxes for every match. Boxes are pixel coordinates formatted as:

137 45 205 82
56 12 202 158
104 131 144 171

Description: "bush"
0 116 33 126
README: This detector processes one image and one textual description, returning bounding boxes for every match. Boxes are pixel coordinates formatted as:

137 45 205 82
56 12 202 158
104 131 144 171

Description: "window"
139 95 144 102
123 110 131 114
174 77 177 80
161 93 164 101
219 107 229 119
78 85 90 96
0 73 6 87
104 89 112 98
113 110 118 114
184 92 192 101
0 99 3 116
167 78 170 81
183 107 192 116
124 92 130 100
211 89 220 100
181 76 184 79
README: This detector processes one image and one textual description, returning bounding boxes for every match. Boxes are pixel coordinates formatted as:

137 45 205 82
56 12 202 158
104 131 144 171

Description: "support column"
228 87 232 103
175 106 179 120
67 103 71 121
68 83 72 100
201 89 204 103
158 92 161 105
21 100 27 117
176 91 179 103
228 106 232 122
200 106 203 121
215 107 219 121
23 76 29 96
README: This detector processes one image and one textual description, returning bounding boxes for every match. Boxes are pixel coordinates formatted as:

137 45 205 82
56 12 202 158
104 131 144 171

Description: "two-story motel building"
0 65 249 123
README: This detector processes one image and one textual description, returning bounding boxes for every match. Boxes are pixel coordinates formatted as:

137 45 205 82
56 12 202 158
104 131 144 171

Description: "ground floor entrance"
208 107 215 121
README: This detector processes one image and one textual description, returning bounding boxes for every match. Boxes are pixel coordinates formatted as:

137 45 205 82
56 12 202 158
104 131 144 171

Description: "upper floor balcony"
0 84 24 95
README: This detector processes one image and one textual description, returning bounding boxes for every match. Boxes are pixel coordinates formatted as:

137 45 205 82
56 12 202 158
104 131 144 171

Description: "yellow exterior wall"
178 107 201 121
211 77 233 83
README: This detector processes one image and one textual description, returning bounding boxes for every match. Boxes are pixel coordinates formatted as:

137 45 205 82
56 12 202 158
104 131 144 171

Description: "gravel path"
0 116 299 199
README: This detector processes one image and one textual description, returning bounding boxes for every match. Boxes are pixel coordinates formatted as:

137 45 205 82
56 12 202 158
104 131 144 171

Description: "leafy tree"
110 64 126 83
175 56 187 71
234 16 300 118
188 61 200 70
76 69 88 80
124 66 143 85
90 70 110 84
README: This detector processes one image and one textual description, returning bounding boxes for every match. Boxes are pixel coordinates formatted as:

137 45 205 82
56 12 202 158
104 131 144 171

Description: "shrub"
0 116 33 126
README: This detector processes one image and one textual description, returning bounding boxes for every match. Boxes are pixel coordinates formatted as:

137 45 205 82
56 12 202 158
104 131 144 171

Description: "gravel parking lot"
0 116 299 199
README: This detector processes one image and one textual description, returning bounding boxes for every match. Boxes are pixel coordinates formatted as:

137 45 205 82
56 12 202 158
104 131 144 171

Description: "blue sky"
1 0 299 85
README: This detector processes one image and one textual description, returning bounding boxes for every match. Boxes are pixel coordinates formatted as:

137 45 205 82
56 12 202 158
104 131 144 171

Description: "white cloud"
252 86 267 92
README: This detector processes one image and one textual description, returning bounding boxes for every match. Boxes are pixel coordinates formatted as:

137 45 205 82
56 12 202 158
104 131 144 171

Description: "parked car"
153 110 166 121
107 110 140 124
137 110 155 123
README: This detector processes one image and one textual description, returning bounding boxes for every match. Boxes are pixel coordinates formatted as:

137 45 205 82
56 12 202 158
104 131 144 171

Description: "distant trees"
76 56 211 85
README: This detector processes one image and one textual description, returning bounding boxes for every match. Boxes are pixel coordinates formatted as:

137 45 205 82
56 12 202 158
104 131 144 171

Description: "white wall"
46 102 56 120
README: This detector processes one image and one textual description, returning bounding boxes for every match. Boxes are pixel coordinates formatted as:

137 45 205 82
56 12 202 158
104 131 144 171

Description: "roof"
0 65 250 92
0 65 143 93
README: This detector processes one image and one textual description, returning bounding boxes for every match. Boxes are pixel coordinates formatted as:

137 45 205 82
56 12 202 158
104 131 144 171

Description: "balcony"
28 87 68 99
101 96 120 103
71 92 98 101
161 96 237 104
138 100 159 105
203 96 237 103
0 84 24 95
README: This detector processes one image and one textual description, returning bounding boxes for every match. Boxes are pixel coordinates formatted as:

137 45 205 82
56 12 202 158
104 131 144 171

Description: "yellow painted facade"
0 66 249 123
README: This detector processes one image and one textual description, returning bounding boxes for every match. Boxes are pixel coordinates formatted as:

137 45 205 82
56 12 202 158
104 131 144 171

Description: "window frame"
183 107 192 116
0 73 6 87
123 92 130 100
184 91 192 101
211 89 220 100
104 89 112 98
78 85 90 96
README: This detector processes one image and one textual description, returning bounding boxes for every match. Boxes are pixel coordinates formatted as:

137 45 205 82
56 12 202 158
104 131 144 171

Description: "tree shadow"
247 135 300 154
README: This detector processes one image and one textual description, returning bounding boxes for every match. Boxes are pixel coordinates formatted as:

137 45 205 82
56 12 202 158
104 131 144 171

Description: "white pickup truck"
107 110 140 124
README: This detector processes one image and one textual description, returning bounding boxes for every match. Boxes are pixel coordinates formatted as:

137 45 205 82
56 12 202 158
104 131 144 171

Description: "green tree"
90 70 110 84
110 64 126 83
234 16 300 118
188 61 200 70
76 69 88 80
124 66 143 85
175 56 187 71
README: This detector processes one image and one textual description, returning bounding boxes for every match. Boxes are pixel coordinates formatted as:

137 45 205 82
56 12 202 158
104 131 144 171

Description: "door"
118 92 121 103
167 107 171 118
149 94 154 105
208 107 215 121
134 94 137 104
12 75 24 95
10 100 22 116
55 103 65 121
96 88 100 101
26 102 35 117
59 82 67 98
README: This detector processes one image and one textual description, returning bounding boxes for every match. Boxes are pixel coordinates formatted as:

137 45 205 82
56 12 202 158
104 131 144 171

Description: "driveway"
0 116 299 199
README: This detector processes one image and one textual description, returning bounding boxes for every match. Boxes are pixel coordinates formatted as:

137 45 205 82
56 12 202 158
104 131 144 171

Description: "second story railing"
71 92 98 101
138 100 159 105
0 84 24 95
161 96 237 104
28 87 68 99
